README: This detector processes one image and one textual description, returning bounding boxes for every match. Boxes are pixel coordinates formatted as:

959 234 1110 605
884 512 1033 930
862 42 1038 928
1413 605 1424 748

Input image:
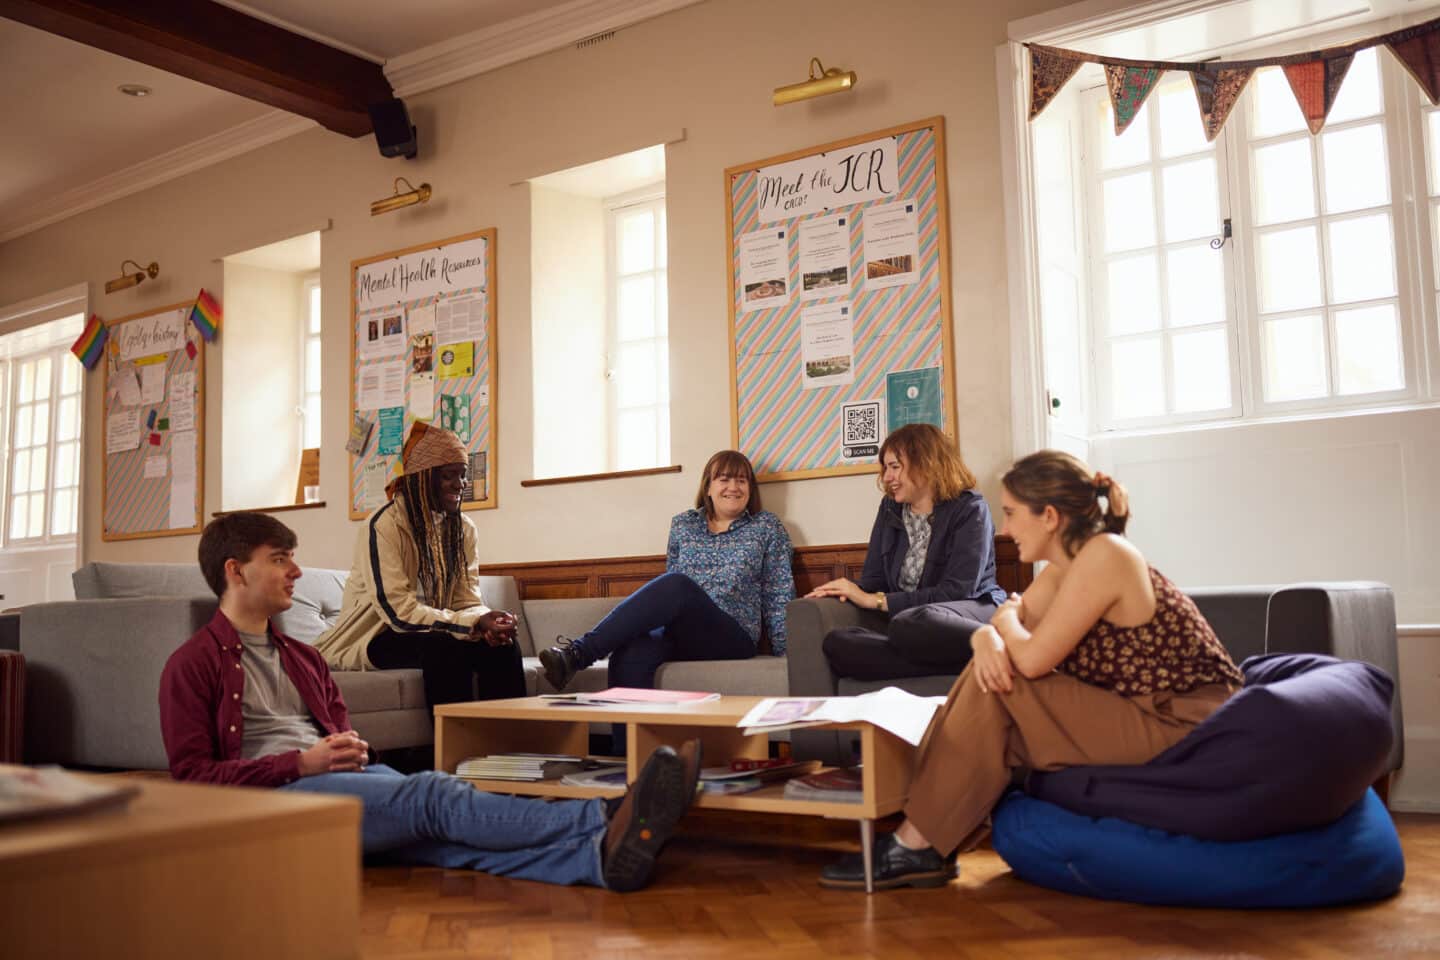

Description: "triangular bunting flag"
70 314 108 370
1105 65 1163 135
190 287 221 341
1028 45 1084 119
1388 29 1440 105
1283 54 1354 135
1190 67 1254 141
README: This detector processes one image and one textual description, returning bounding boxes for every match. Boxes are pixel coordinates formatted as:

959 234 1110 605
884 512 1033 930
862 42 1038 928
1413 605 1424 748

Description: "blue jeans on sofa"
281 764 607 886
570 572 756 689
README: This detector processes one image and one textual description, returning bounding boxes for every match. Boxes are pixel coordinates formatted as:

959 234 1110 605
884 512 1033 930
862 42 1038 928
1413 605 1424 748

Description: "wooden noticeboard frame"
101 301 206 541
724 116 957 483
348 228 498 519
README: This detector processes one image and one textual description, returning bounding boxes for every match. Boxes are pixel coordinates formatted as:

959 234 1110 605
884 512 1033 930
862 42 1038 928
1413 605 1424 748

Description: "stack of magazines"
698 758 818 795
781 766 864 803
455 753 617 782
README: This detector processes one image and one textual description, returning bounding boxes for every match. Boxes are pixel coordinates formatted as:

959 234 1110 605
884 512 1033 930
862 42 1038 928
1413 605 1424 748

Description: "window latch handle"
1210 217 1232 250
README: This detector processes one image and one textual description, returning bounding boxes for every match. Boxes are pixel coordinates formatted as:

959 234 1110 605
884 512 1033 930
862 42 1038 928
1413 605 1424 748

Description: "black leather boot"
819 832 956 890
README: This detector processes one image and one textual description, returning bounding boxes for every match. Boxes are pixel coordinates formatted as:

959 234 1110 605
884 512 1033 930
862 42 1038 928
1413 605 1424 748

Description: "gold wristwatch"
874 591 887 612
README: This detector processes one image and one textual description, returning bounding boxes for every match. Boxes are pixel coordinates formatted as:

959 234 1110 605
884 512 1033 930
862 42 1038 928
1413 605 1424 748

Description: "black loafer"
819 832 956 890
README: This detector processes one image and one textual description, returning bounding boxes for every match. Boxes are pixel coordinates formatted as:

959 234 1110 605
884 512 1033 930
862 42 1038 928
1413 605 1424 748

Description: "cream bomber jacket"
314 498 490 671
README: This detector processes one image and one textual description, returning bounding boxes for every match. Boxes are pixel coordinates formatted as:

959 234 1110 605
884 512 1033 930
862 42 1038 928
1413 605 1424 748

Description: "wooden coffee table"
0 773 361 960
434 695 916 892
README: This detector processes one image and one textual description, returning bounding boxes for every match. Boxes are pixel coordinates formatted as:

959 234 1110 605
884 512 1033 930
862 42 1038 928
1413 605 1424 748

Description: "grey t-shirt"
238 629 324 760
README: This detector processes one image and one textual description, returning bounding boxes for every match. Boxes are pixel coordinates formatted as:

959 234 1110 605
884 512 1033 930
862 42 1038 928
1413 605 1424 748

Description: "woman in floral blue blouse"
539 450 795 697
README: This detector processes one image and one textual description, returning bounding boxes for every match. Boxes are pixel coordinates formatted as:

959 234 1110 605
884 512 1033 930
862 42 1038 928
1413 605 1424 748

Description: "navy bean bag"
1025 654 1395 841
991 788 1404 908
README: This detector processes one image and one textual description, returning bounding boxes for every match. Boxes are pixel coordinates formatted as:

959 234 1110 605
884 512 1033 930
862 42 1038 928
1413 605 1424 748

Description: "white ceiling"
0 0 700 244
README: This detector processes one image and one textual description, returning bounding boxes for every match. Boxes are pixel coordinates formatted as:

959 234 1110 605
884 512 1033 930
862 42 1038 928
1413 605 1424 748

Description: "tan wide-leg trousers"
903 663 1235 855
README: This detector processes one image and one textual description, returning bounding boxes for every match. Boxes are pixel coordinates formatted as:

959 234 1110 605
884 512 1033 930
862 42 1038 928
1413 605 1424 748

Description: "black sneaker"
539 635 582 692
818 832 956 890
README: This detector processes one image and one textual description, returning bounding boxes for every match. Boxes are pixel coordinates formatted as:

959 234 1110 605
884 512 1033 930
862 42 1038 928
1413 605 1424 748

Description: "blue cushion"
1026 654 1394 841
992 789 1404 908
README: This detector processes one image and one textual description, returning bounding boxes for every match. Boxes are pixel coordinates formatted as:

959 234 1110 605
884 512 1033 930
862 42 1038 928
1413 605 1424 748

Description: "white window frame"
1080 77 1244 430
4 344 81 547
604 185 670 471
1054 28 1440 435
1229 47 1423 417
298 273 322 452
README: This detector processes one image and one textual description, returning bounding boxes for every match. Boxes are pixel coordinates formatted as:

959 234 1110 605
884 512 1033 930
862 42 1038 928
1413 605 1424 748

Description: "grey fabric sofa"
785 582 1405 770
20 561 788 770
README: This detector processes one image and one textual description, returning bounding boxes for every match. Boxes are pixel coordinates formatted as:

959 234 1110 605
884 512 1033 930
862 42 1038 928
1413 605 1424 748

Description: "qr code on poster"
841 401 881 456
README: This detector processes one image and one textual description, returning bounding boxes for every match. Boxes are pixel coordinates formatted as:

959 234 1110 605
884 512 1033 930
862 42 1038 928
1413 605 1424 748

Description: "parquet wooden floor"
356 809 1440 959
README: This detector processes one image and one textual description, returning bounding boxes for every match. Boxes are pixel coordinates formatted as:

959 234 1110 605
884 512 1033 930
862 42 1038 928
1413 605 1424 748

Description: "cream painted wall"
0 0 1069 570
530 184 607 478
220 261 303 511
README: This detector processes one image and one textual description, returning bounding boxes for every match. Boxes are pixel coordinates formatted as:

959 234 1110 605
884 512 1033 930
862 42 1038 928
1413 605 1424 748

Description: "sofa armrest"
0 611 18 652
21 596 216 769
1266 582 1402 771
785 598 887 765
1185 586 1275 663
784 598 884 698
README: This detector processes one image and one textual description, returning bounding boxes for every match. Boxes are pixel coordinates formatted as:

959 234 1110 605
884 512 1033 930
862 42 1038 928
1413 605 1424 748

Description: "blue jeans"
280 765 607 886
571 572 756 689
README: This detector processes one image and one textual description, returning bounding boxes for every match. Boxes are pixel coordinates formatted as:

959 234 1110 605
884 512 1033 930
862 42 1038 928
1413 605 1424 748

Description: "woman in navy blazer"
806 423 1006 680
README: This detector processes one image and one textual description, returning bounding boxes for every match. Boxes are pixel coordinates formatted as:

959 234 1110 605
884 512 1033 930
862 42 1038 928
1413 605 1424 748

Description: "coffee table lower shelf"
434 695 917 893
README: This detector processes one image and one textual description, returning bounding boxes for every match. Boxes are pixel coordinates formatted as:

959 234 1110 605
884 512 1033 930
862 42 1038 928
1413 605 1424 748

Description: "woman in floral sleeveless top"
820 450 1243 891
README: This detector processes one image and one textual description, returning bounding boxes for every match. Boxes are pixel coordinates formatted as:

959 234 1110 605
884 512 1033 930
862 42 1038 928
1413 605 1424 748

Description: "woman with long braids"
819 450 1243 890
316 423 525 708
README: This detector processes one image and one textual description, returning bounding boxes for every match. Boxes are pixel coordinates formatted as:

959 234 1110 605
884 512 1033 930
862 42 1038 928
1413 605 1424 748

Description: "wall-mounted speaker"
369 98 418 159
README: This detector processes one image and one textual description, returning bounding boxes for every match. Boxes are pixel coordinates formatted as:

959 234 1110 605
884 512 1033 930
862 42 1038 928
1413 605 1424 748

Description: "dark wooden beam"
0 0 393 137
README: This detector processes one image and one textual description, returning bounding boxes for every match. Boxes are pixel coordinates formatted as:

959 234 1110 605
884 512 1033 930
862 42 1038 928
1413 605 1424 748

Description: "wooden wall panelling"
477 537 1031 602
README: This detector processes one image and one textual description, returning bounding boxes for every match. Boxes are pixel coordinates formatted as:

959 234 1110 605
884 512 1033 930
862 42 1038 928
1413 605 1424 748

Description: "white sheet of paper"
357 360 406 411
409 371 435 420
737 686 945 746
169 430 197 482
106 409 141 454
357 310 407 359
168 372 196 432
116 367 142 407
738 227 790 312
798 213 851 301
362 459 391 509
800 301 855 390
144 454 167 478
436 296 484 344
475 385 489 408
168 430 197 528
409 303 436 337
863 198 920 290
139 364 166 404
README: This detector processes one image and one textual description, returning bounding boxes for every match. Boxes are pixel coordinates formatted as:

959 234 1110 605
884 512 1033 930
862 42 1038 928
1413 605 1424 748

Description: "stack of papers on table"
541 687 720 706
736 686 946 746
0 764 140 823
781 766 863 803
559 765 628 789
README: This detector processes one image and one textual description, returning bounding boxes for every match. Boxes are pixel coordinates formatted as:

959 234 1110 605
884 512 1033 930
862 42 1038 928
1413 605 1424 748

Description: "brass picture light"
773 58 857 106
371 177 432 216
104 259 160 294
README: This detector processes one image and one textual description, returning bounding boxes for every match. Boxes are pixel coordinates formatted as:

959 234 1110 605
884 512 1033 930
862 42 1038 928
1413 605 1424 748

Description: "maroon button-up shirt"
159 608 351 787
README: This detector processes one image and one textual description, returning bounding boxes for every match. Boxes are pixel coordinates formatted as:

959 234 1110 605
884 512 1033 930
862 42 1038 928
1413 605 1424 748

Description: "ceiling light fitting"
104 259 159 294
118 84 152 98
773 57 856 106
371 177 432 216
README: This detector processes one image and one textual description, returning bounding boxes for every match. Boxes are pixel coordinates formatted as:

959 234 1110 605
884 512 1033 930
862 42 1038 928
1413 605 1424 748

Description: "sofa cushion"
991 788 1404 908
655 656 789 697
839 674 955 698
1025 653 1395 841
521 597 622 659
73 562 211 599
274 567 348 645
333 668 426 714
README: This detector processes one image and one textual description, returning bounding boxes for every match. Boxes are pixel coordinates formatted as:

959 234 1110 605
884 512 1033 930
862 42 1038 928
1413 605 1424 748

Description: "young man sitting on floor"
159 511 700 891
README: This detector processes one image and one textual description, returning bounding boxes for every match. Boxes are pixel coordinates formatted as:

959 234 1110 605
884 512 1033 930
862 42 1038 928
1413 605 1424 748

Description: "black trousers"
368 627 526 709
822 599 997 682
